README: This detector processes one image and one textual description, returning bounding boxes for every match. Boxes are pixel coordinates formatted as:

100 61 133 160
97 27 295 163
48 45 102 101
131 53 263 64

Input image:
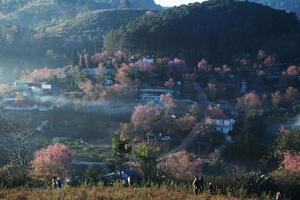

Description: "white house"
209 118 236 134
41 82 52 90
206 110 236 135
142 57 154 64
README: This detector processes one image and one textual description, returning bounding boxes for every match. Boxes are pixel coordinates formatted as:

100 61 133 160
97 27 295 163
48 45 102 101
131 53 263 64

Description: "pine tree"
80 52 86 68
73 49 79 66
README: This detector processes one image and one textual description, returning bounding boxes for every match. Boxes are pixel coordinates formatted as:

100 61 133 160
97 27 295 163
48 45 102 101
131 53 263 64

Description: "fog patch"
35 95 136 115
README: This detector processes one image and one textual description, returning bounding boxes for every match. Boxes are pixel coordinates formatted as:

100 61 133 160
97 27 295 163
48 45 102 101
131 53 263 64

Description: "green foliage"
0 165 30 188
105 0 300 64
112 136 132 169
274 129 300 154
0 3 153 57
240 171 274 195
265 129 300 168
271 168 300 199
225 115 269 160
84 167 101 185
136 144 159 181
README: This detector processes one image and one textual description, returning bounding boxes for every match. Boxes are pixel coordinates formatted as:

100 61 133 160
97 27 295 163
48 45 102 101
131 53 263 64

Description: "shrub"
161 151 203 180
0 165 30 188
240 171 274 195
271 168 300 199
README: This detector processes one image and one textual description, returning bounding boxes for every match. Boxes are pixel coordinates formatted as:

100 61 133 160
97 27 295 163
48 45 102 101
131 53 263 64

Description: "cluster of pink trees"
237 92 262 115
167 58 189 77
162 150 203 179
286 65 300 76
31 144 72 181
257 50 277 66
93 50 111 63
129 94 199 139
197 58 208 70
175 114 197 133
160 94 175 114
24 68 64 82
131 103 162 133
93 50 124 64
132 60 155 72
79 80 104 100
0 84 10 96
282 152 300 173
271 87 298 107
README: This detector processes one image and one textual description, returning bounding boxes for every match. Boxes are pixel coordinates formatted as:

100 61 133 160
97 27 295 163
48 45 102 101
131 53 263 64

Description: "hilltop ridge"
104 0 300 63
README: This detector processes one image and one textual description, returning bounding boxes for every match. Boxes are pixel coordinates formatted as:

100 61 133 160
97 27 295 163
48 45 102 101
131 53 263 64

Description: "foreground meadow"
0 186 271 200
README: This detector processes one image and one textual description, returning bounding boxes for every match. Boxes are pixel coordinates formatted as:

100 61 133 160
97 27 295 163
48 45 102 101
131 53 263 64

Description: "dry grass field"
0 186 258 200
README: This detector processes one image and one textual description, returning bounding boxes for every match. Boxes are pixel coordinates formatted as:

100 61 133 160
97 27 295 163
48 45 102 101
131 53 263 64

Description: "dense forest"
104 0 300 64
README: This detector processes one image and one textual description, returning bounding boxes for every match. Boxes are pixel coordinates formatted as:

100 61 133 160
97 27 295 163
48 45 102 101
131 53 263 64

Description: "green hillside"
44 9 146 42
0 9 148 57
0 0 160 57
0 0 160 27
104 0 300 64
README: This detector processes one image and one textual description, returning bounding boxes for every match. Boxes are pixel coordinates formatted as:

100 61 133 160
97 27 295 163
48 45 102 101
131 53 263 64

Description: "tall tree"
112 136 132 169
31 143 72 181
136 144 158 181
0 118 34 172
73 49 79 66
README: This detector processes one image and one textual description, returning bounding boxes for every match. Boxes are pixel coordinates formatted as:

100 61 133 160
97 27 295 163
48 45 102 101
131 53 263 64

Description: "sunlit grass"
1 186 251 200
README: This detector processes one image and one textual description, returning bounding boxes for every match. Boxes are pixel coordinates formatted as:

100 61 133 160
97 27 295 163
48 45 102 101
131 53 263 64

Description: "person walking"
128 176 133 188
51 176 57 189
57 177 62 189
192 176 201 196
199 176 204 192
208 182 214 195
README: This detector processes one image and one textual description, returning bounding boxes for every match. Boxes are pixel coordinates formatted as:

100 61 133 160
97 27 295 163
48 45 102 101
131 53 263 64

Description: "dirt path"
160 82 209 160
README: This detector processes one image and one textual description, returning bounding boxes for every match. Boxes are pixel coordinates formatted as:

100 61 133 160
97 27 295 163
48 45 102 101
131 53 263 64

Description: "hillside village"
0 0 300 200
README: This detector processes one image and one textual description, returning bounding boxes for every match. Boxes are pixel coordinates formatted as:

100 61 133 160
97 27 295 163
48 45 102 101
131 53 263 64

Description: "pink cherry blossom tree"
93 50 110 63
31 143 72 181
285 87 298 103
282 152 300 173
162 150 203 179
237 93 262 115
160 93 175 114
0 84 10 97
131 103 162 133
197 58 208 70
286 66 299 76
24 68 63 82
167 58 188 78
164 79 176 88
272 90 283 107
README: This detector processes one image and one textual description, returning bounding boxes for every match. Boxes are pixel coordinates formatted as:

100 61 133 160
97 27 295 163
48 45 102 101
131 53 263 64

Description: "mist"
35 95 136 115
0 55 69 84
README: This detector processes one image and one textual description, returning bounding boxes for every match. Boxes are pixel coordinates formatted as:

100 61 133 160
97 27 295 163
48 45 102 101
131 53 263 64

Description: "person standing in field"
57 177 62 189
192 176 201 195
128 176 133 187
51 176 57 189
199 176 204 192
208 182 214 195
